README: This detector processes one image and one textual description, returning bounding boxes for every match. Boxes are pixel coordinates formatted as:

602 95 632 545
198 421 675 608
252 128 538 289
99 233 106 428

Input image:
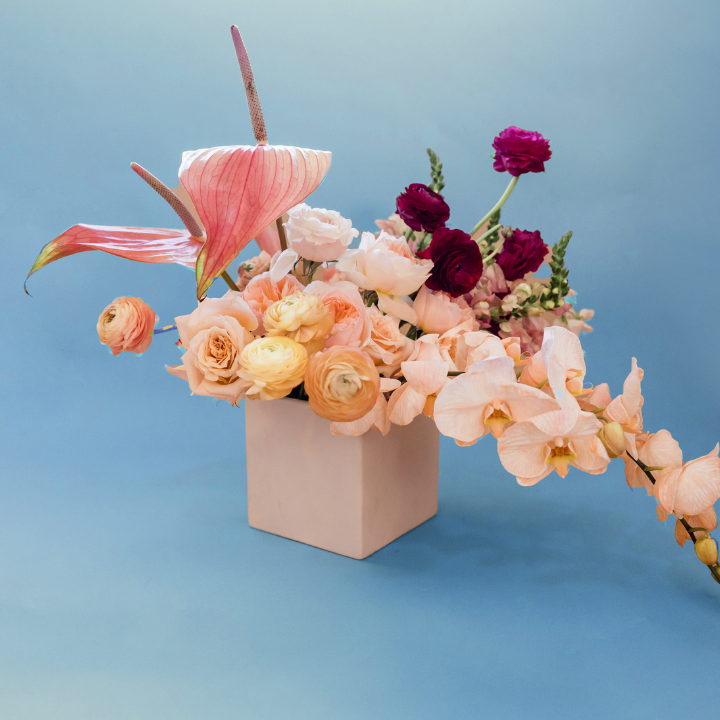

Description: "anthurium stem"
276 217 288 251
221 270 240 291
471 176 519 237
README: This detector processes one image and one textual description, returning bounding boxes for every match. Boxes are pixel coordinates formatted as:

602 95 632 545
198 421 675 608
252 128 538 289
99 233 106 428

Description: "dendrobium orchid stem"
471 175 519 237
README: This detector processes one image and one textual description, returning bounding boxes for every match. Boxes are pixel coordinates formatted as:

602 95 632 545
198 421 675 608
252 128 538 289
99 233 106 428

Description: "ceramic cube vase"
245 397 439 559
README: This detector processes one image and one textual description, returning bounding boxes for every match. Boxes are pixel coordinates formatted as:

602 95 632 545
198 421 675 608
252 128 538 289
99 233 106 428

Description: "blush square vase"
245 397 439 559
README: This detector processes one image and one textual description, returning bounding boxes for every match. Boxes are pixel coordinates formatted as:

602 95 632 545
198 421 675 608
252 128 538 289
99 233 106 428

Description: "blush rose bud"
598 422 626 459
694 537 719 566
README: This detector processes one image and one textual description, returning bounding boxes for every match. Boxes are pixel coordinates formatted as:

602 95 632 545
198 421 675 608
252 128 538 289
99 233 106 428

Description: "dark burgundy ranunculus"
419 227 483 297
492 126 552 176
496 229 549 281
396 183 450 232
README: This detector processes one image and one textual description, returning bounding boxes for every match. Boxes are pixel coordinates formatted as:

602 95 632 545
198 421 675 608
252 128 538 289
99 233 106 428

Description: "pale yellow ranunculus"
238 336 308 400
264 291 334 355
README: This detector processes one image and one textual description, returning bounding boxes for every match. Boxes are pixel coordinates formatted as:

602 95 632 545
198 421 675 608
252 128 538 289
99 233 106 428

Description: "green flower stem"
221 270 240 292
471 176 519 237
475 223 502 247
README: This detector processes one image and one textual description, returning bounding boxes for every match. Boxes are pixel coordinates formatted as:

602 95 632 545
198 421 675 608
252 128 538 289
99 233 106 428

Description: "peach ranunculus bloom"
283 203 359 262
97 296 157 356
362 305 414 377
237 250 273 291
166 291 258 405
337 231 432 324
264 291 335 355
331 377 402 436
305 280 371 349
387 335 450 425
413 285 476 336
305 346 381 422
238 336 308 400
497 407 610 485
434 356 559 443
242 271 304 332
604 358 644 433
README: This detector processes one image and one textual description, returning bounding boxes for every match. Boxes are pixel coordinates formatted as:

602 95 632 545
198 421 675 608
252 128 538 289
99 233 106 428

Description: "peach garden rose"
97 296 157 356
166 291 257 405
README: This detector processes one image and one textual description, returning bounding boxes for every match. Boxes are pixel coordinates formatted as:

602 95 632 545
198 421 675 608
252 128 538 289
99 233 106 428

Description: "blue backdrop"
2 0 719 717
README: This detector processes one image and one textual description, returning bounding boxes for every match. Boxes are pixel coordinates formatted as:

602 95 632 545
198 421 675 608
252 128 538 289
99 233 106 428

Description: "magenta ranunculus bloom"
496 229 549 281
492 126 552 177
396 183 450 232
418 227 483 297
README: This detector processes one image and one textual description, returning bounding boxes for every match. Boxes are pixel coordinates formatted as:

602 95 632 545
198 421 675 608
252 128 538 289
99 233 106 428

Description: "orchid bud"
694 537 718 566
598 422 626 459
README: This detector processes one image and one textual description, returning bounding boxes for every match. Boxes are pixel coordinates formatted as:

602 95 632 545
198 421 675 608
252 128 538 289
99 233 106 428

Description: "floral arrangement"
27 27 720 586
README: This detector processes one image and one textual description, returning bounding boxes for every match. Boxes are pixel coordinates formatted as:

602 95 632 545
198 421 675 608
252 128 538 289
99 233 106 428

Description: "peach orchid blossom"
337 231 432 324
387 335 450 425
623 430 681 495
434 356 559 443
669 506 718 546
454 331 508 372
518 326 587 409
331 378 401 436
604 358 644 433
654 445 720 518
497 408 609 485
27 27 331 301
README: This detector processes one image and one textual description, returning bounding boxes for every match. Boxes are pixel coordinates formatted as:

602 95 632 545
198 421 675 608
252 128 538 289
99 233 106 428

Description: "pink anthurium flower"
387 335 450 425
434 356 559 443
655 444 720 518
26 27 331 300
497 408 609 485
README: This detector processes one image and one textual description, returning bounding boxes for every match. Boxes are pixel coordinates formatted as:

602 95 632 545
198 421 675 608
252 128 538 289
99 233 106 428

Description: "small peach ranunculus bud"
598 421 626 459
264 292 335 355
97 296 157 356
238 336 308 400
694 536 719 566
305 346 381 422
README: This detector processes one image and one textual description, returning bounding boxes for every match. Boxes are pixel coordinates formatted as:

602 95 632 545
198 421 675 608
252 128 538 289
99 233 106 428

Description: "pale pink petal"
377 292 418 325
387 383 427 425
528 408 583 438
639 429 682 470
497 421 552 479
661 445 720 516
434 375 492 443
541 326 585 408
27 224 204 287
255 221 282 255
269 249 299 282
570 435 610 474
606 358 643 423
400 360 450 395
580 383 612 411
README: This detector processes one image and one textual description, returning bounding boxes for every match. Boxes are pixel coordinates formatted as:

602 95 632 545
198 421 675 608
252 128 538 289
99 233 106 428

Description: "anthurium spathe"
497 408 609 485
183 145 331 299
434 356 559 443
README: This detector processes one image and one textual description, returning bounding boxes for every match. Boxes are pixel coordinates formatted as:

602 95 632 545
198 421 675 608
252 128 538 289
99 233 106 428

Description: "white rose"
284 203 359 262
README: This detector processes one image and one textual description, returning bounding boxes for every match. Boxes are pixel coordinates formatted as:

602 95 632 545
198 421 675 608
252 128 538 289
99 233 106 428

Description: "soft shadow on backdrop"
1 0 719 718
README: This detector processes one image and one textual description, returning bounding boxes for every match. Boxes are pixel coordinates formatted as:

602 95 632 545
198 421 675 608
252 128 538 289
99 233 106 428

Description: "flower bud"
598 422 626 459
694 536 719 566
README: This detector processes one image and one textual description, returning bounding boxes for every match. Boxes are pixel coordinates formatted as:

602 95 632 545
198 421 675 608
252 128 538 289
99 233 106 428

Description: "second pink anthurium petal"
180 144 332 298
26 224 204 288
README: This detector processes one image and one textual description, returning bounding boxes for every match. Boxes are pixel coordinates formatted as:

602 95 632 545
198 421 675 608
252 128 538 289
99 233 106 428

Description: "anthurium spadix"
26 25 331 299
